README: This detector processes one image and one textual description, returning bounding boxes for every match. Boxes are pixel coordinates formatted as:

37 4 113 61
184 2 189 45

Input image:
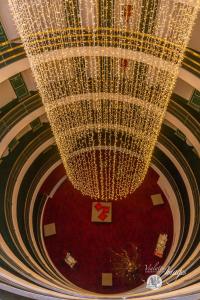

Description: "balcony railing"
0 38 26 67
0 36 200 77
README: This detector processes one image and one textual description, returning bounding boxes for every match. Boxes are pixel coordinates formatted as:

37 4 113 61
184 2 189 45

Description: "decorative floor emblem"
95 202 110 220
91 202 112 223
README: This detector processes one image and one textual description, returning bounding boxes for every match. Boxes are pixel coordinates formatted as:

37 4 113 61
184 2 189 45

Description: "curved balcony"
0 37 200 78
0 38 25 68
0 31 199 300
0 90 199 299
1 124 199 299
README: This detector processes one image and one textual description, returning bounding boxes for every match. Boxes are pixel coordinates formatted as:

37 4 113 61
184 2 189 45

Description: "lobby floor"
41 165 173 293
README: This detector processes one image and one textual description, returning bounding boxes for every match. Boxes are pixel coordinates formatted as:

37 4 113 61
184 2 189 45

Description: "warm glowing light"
9 0 200 200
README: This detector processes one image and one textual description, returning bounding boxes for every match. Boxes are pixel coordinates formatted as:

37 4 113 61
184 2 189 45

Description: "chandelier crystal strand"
9 0 200 200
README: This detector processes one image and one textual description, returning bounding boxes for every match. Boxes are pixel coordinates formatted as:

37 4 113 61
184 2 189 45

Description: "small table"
151 194 164 206
43 223 56 237
102 273 113 286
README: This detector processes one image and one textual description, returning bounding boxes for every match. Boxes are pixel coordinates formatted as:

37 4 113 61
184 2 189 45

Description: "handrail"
168 97 200 142
0 109 199 296
0 123 198 292
3 128 54 269
0 37 21 47
0 93 42 141
0 92 199 146
151 156 185 268
158 133 200 264
0 37 25 68
183 48 200 77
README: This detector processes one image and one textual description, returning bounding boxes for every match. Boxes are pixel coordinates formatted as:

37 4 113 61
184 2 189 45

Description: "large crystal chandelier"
9 0 199 200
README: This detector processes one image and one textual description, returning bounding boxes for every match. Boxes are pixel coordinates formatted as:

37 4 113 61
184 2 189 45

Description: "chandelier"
9 0 199 200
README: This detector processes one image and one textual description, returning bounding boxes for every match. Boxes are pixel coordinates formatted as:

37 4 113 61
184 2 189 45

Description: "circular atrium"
0 1 200 300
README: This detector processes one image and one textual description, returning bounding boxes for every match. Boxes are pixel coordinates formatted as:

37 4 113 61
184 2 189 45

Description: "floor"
41 165 173 293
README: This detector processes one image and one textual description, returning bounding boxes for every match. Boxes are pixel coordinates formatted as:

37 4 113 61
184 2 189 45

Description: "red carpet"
41 165 173 293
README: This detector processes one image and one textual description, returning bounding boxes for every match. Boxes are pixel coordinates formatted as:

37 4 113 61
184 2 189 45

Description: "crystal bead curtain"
9 0 199 200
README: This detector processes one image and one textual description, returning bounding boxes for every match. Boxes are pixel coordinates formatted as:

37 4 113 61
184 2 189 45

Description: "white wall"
22 69 37 91
0 68 37 110
40 114 48 123
0 58 29 84
0 1 19 40
16 124 32 140
0 80 16 108
163 119 177 131
188 11 200 52
179 67 200 91
174 78 194 100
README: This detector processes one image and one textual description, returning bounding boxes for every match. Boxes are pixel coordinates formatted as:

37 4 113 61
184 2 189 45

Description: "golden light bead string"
8 0 200 200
